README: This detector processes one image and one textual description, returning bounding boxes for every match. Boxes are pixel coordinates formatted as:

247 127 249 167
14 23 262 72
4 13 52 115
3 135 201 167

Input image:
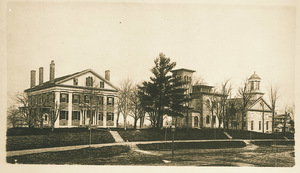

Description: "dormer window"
73 78 78 85
100 81 104 88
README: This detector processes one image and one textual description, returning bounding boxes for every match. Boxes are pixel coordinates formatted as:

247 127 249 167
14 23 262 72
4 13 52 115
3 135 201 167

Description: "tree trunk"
272 110 275 133
124 116 127 130
116 112 120 128
134 117 137 129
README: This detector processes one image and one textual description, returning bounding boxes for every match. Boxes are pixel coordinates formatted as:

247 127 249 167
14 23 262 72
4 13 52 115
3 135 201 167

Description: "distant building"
24 61 118 128
274 113 293 133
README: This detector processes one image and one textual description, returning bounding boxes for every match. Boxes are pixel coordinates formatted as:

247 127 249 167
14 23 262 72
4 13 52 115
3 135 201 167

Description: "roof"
24 69 119 93
227 97 272 111
249 71 261 80
171 68 196 73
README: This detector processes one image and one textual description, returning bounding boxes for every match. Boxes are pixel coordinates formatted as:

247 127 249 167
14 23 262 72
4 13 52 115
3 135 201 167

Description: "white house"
24 60 119 128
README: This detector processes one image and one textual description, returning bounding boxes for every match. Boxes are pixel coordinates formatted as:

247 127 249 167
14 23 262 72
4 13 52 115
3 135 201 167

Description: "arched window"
206 115 210 124
194 116 198 127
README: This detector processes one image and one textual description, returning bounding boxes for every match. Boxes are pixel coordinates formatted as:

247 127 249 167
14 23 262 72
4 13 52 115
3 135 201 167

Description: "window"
87 110 92 118
266 121 269 130
44 115 47 121
194 116 198 127
107 97 114 106
72 111 80 120
73 78 78 85
212 116 216 124
86 76 93 86
107 112 114 121
98 112 103 121
84 95 90 103
72 94 80 104
60 93 68 103
100 81 104 88
37 95 42 104
259 121 261 130
251 81 254 90
206 115 210 124
258 81 260 90
251 121 254 130
59 111 68 120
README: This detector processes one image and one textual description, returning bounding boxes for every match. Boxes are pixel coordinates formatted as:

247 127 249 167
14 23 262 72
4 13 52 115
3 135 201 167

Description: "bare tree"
118 78 134 130
14 92 36 128
191 74 206 85
268 84 279 133
237 78 253 130
129 85 146 129
7 105 21 128
219 79 232 130
79 78 103 129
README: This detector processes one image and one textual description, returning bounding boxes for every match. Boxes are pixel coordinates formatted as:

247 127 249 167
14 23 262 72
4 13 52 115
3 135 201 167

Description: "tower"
247 71 264 100
171 68 195 94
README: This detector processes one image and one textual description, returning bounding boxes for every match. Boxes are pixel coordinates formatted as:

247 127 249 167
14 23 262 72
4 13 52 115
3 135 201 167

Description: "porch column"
68 92 73 127
103 95 107 127
54 91 60 128
79 110 83 126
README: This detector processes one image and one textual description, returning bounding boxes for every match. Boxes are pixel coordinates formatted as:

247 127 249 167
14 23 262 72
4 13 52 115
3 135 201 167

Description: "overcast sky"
6 1 296 112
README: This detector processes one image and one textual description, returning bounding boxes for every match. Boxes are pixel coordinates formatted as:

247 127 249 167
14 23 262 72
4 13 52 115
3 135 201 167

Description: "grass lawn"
6 144 294 166
6 128 114 151
226 129 294 139
117 128 228 142
6 145 130 164
137 141 246 150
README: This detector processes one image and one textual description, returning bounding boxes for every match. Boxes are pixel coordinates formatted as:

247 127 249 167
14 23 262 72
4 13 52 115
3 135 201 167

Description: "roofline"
171 68 196 73
25 83 118 93
56 69 119 90
248 97 272 110
193 84 214 88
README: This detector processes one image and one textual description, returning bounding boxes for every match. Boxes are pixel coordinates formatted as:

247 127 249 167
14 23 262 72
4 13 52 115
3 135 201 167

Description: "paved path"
6 139 291 157
109 131 124 143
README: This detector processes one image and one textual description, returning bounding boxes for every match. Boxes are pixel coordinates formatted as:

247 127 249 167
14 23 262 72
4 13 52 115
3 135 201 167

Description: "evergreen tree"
139 53 191 128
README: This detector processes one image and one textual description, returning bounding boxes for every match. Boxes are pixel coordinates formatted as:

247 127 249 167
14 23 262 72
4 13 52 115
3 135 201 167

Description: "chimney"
30 70 36 88
105 70 110 81
50 60 55 82
39 67 44 85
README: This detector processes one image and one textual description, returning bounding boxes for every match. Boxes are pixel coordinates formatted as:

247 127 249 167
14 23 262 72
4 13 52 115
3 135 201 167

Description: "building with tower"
24 60 119 128
170 68 224 129
227 72 272 133
170 69 272 133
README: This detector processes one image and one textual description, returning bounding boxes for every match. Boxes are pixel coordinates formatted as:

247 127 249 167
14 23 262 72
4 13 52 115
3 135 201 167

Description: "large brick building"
24 61 118 128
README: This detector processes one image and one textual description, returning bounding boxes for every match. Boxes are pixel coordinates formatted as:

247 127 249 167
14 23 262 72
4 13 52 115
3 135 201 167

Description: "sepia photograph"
1 0 298 170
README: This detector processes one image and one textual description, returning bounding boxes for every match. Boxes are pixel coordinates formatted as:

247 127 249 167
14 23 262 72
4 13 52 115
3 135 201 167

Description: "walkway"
6 138 290 157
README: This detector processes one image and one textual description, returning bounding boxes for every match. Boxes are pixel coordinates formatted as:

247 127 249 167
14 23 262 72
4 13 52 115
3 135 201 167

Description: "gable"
248 98 272 111
57 70 118 90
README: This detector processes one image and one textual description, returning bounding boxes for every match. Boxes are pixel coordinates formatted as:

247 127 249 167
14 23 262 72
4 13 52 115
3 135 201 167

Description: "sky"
6 0 296 113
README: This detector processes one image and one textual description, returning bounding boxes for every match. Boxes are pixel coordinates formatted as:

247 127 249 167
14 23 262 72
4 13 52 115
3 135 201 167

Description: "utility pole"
283 111 287 135
260 102 265 133
171 126 175 160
